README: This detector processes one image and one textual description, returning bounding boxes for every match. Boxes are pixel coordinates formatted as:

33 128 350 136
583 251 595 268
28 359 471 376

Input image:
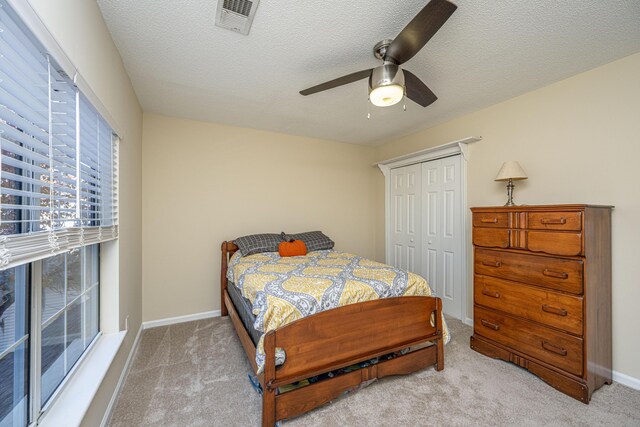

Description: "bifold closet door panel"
389 163 422 274
422 155 463 319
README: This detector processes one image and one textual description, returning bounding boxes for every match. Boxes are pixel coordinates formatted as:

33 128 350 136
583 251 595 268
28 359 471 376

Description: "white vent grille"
224 0 252 17
215 0 260 35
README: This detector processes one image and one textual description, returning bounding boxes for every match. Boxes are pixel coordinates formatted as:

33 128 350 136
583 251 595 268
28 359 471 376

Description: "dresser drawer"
473 228 509 249
474 306 584 376
474 249 584 294
527 231 583 256
473 212 509 228
528 211 582 231
474 275 584 335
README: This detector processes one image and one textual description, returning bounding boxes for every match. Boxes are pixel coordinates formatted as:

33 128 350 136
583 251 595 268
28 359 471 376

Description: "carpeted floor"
108 317 640 426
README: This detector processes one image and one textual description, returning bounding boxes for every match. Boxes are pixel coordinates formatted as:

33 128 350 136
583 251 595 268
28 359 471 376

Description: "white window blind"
0 1 118 270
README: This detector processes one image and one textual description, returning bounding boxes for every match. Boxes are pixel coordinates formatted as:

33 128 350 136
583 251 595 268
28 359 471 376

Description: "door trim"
378 136 481 320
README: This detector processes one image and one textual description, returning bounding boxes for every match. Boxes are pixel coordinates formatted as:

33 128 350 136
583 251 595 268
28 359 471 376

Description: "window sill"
38 330 127 427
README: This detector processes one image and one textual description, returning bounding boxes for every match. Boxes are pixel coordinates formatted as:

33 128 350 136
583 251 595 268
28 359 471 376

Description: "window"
39 246 99 406
0 246 99 425
0 1 118 269
0 1 118 425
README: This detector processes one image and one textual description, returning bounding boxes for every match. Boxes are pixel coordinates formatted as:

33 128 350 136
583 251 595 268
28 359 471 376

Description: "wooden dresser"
470 204 612 403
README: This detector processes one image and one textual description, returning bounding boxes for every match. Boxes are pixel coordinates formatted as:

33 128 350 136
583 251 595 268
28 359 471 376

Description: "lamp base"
504 179 516 206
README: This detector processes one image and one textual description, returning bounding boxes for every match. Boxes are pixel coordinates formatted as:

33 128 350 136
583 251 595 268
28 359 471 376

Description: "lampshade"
495 161 528 181
369 63 405 107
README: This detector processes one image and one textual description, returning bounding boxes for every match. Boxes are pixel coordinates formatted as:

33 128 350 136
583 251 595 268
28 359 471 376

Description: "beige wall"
142 114 378 321
25 0 640 421
28 1 143 425
375 52 640 380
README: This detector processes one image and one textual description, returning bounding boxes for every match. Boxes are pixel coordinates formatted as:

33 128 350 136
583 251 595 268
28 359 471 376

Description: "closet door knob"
410 238 414 242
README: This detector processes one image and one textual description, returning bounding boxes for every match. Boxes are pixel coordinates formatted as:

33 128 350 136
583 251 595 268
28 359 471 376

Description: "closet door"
422 155 463 319
389 164 422 273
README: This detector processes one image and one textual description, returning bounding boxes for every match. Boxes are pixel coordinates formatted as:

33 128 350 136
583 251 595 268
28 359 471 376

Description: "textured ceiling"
97 0 640 145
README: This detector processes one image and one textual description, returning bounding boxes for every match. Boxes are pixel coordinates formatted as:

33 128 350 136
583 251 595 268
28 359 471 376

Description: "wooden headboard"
220 241 239 316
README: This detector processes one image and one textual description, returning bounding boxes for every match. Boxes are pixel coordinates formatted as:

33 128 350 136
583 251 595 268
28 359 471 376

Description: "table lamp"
495 161 528 206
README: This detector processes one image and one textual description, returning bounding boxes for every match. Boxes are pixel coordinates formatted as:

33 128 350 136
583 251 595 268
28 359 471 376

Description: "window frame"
0 264 29 427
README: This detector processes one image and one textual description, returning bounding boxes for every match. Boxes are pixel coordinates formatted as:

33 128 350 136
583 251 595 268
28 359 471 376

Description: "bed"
220 240 447 426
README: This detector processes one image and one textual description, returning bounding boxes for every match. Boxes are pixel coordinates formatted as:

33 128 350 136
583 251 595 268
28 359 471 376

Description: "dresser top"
471 204 614 212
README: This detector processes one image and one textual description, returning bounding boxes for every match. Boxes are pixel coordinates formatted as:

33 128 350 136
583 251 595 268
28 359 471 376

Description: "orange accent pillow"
279 239 307 257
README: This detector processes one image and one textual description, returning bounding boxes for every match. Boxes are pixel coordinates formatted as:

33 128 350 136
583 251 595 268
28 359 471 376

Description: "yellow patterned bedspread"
227 250 450 373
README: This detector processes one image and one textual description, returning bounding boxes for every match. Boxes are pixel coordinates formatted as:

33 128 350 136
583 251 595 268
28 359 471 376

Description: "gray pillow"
235 233 283 256
282 231 334 252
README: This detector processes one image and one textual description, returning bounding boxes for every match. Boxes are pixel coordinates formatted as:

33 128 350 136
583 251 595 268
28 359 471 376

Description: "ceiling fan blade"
403 69 437 107
299 69 373 96
385 0 457 65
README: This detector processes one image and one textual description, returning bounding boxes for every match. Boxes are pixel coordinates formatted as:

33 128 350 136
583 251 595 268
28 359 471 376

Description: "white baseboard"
613 370 640 391
142 310 221 330
463 317 474 327
100 325 143 427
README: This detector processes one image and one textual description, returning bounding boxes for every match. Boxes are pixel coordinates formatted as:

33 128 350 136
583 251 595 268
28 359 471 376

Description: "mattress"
227 280 261 346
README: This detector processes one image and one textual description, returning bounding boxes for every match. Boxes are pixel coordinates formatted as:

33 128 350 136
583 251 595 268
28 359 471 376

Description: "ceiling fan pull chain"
403 86 407 111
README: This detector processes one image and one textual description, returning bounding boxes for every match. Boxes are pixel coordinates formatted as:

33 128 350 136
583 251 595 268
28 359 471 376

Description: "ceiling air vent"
215 0 260 35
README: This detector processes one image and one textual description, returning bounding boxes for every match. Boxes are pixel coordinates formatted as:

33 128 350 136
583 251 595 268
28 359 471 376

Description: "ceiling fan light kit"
299 0 457 109
369 63 405 107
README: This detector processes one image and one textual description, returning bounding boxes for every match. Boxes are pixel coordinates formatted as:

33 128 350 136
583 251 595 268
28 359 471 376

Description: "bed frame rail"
274 344 437 421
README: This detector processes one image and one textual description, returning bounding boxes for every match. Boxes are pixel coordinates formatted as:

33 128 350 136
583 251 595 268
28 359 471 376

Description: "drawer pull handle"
540 217 566 225
481 218 499 223
543 269 568 279
482 261 502 268
480 319 500 331
542 304 568 317
482 289 501 298
542 341 567 356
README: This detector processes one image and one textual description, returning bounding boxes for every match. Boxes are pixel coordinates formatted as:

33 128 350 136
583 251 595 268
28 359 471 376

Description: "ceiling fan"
299 0 457 108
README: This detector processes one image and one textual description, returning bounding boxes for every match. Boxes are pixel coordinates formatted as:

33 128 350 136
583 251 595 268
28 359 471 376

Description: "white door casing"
389 163 422 273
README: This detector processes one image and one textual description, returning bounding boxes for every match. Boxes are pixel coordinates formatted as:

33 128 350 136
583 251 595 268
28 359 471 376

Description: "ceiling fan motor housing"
369 63 404 92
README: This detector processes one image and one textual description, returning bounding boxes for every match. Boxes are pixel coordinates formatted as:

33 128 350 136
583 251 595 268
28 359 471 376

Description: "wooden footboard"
220 241 444 426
